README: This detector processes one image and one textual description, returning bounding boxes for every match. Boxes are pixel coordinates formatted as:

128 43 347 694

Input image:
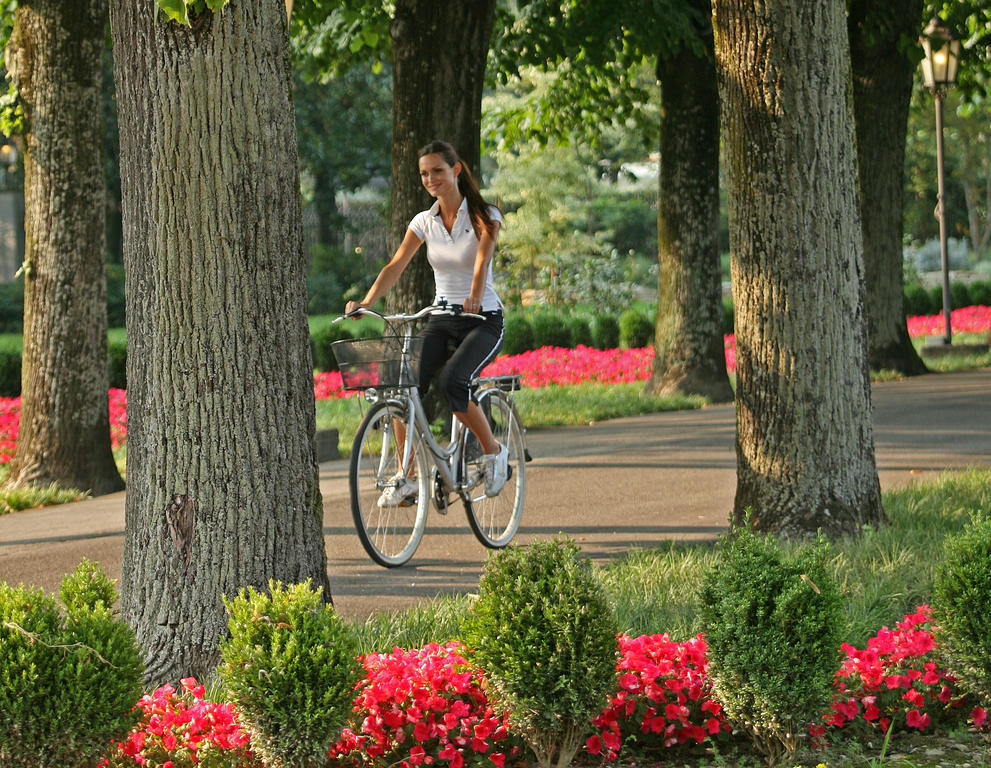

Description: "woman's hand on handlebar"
344 300 367 318
462 296 482 314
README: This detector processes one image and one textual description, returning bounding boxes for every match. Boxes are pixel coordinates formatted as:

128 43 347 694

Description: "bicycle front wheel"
460 388 526 548
350 400 429 567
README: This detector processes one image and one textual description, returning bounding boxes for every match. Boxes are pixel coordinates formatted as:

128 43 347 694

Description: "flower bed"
100 677 256 768
330 641 520 768
98 608 986 767
820 605 984 738
1 308 989 464
586 633 729 760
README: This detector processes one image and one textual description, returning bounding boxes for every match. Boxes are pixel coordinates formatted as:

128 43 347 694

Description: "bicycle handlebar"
333 301 485 324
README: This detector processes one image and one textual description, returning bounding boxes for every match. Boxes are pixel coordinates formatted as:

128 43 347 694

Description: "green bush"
463 538 618 768
618 308 653 349
0 347 19 397
565 315 592 347
590 314 620 350
950 281 971 310
903 284 931 317
105 263 126 329
0 283 23 333
698 529 843 767
968 280 991 307
0 559 144 768
502 313 535 355
311 323 352 371
721 297 735 335
928 285 946 315
307 271 345 317
107 340 127 390
531 311 572 348
219 579 361 768
932 513 991 708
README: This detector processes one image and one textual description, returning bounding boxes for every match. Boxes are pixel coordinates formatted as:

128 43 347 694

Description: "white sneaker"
378 472 418 507
483 443 509 497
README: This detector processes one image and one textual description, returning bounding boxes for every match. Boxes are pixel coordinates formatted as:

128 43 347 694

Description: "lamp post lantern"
919 16 961 346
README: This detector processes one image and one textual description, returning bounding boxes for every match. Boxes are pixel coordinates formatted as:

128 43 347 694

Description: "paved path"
1 368 989 620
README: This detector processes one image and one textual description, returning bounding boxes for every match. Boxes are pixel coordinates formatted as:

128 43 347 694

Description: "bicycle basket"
331 336 424 390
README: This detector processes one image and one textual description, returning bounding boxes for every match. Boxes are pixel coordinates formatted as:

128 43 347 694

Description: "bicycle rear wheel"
350 400 429 567
460 388 526 548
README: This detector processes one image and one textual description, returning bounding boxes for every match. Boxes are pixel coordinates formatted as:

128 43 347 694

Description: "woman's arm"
463 220 501 314
345 228 423 314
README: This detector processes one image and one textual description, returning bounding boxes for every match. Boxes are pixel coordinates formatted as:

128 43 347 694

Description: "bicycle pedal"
398 495 418 508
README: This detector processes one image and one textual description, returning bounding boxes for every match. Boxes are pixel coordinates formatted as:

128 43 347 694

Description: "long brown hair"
417 140 498 238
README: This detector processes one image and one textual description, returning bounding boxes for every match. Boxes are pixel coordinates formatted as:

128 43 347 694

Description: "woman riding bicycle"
345 140 509 505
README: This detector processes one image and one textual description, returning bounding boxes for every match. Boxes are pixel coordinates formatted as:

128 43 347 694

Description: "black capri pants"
417 309 504 414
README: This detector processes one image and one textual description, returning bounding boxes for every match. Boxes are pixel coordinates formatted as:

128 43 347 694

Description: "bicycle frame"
345 303 479 501
390 384 465 497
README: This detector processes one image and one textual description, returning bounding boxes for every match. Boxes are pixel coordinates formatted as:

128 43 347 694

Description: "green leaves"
219 579 361 768
464 537 618 768
290 1 392 80
155 0 230 27
0 80 23 137
0 562 144 768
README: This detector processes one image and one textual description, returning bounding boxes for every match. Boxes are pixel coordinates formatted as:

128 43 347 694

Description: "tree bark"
3 0 123 497
849 0 928 375
388 0 496 312
645 5 734 404
110 0 329 684
712 0 884 537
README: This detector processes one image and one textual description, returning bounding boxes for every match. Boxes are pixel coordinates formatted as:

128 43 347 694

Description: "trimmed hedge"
311 323 353 372
618 308 653 349
566 314 593 347
107 341 127 390
969 281 991 307
0 560 144 768
699 530 843 765
0 347 19 397
502 314 535 355
219 580 360 768
0 283 23 333
590 313 620 350
531 311 572 348
463 538 618 768
904 284 932 316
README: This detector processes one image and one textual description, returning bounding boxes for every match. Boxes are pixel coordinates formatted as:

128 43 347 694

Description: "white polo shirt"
408 198 503 312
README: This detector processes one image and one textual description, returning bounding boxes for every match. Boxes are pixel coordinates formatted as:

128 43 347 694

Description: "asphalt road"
1 368 989 620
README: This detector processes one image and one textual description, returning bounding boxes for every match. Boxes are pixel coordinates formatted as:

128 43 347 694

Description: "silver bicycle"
332 303 528 567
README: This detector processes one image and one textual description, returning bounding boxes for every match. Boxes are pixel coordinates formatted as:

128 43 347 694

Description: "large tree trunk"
3 0 123 497
849 0 928 375
712 0 884 537
645 4 733 404
110 0 329 684
388 0 496 312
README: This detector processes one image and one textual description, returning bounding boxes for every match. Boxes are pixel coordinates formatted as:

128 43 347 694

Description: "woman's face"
418 153 461 198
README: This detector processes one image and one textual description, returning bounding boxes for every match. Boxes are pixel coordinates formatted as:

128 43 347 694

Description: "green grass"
0 474 88 515
308 312 384 338
514 381 706 426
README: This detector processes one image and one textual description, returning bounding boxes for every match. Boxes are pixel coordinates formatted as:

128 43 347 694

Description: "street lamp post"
919 16 961 347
